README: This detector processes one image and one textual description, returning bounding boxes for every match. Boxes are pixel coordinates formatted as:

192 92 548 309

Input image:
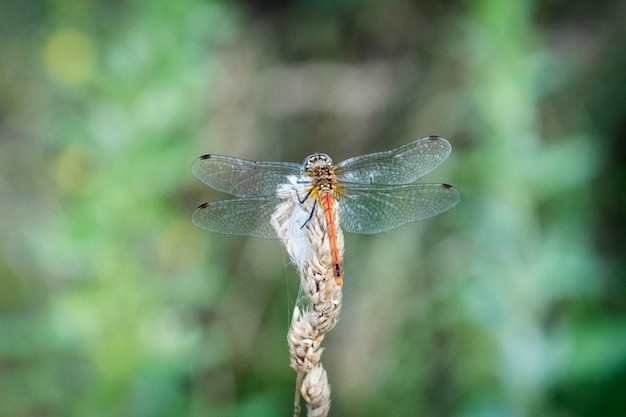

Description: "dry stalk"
271 177 343 417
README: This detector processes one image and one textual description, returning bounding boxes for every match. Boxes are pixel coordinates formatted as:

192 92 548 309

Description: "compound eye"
322 154 332 165
316 153 332 165
302 153 333 172
303 154 316 172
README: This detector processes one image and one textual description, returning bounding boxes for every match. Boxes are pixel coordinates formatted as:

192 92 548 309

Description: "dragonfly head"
303 153 333 173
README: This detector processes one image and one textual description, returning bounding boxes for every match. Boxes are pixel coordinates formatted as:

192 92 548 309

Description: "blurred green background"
1 0 625 416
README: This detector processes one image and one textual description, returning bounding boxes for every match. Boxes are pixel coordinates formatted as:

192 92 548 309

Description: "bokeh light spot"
43 28 95 85
55 144 94 196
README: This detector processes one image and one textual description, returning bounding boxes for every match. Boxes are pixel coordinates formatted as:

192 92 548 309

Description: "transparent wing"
192 154 301 197
192 196 285 239
334 136 452 185
337 183 460 234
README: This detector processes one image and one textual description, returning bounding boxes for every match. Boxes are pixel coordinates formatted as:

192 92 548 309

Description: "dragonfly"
192 136 460 285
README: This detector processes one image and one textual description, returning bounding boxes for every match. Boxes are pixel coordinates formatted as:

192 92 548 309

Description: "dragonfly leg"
296 187 314 204
300 199 317 230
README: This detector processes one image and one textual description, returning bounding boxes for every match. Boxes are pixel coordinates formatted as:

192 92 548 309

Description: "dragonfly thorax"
302 153 338 192
303 153 333 173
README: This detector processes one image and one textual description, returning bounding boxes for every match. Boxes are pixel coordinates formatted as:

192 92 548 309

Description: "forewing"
334 136 452 185
338 183 460 234
192 197 283 239
192 154 301 197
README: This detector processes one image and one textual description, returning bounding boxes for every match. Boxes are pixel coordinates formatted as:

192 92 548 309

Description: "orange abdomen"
320 191 343 286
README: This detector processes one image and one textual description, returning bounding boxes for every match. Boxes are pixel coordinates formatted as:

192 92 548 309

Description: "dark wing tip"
196 202 210 209
198 154 212 160
441 183 455 189
427 135 442 140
